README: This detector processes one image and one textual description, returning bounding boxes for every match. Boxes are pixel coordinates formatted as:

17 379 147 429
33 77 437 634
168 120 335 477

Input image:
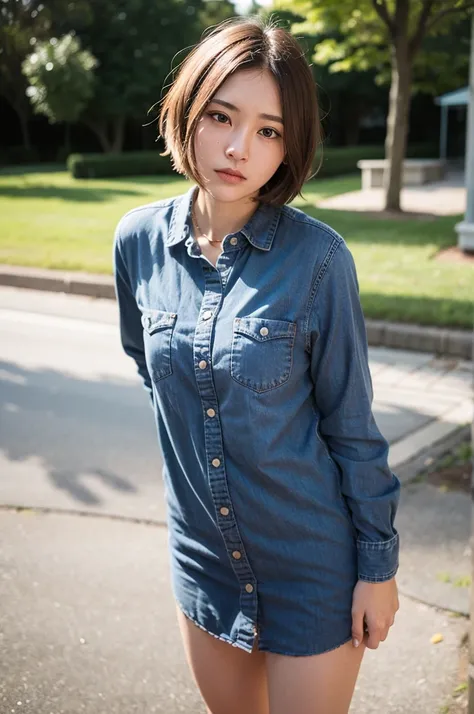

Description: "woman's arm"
113 224 154 406
305 236 400 584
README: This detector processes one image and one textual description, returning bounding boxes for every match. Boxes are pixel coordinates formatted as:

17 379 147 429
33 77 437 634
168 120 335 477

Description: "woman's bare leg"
176 606 269 714
266 639 366 714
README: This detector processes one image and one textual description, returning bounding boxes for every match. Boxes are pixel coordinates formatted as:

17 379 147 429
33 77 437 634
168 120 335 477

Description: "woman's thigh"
176 606 269 714
265 639 366 714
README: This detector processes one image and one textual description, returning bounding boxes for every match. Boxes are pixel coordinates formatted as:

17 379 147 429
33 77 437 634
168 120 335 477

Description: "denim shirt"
113 184 400 656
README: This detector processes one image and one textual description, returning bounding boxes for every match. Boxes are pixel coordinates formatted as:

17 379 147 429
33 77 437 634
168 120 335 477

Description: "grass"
0 166 472 328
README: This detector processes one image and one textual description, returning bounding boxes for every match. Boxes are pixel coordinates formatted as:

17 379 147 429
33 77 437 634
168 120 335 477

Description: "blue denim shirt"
113 184 400 656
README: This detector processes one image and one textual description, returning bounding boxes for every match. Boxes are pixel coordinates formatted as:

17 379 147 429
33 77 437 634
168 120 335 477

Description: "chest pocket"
141 309 177 382
231 316 297 393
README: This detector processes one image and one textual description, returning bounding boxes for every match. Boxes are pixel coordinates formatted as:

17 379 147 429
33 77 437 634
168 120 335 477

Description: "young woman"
113 17 400 714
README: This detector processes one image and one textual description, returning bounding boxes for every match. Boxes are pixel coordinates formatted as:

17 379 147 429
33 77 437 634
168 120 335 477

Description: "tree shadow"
0 359 162 514
0 185 145 202
298 203 462 247
0 163 67 176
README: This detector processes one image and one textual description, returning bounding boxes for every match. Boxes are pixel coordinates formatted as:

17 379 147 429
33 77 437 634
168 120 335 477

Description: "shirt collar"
166 184 282 252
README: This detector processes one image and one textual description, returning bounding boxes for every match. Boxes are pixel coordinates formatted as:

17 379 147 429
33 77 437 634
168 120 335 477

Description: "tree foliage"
279 0 472 95
54 0 208 151
22 34 97 124
275 0 474 210
0 0 93 146
2 0 237 151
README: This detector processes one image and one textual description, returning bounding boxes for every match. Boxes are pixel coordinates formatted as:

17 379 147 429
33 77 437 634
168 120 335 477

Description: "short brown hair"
158 17 321 206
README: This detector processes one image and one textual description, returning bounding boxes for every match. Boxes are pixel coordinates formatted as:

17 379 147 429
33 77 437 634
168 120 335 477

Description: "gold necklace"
192 200 224 244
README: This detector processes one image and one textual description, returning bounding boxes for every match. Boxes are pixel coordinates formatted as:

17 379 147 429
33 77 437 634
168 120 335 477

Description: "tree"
257 7 388 146
276 0 474 211
53 0 207 153
0 0 47 149
22 34 97 154
0 0 92 149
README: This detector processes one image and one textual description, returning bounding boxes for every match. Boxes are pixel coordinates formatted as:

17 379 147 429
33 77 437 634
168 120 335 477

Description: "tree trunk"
11 102 31 150
19 111 31 150
84 117 125 153
64 123 71 154
384 44 412 211
84 119 111 152
111 116 125 153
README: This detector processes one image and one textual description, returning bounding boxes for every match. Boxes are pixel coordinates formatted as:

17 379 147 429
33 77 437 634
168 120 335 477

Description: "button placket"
192 263 258 637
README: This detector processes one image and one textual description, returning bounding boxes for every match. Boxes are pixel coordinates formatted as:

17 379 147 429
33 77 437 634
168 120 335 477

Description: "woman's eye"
260 127 280 139
210 112 229 124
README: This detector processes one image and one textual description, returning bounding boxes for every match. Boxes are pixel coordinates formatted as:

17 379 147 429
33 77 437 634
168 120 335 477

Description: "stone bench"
357 159 446 190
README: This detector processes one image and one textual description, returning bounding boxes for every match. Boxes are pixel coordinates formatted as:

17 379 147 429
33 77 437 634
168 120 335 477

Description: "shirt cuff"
356 533 399 583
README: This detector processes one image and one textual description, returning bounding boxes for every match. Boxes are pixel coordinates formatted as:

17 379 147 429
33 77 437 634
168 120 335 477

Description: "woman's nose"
225 131 249 162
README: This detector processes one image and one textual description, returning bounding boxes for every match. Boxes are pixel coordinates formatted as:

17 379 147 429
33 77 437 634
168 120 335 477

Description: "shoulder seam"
119 196 177 222
280 205 345 244
303 237 342 353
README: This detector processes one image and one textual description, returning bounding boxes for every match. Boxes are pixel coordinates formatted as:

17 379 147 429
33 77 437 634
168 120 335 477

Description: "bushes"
312 143 439 179
66 143 439 180
67 150 174 178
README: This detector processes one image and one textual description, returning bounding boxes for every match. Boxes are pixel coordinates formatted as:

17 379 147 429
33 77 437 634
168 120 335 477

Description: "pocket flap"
141 309 177 334
234 316 296 342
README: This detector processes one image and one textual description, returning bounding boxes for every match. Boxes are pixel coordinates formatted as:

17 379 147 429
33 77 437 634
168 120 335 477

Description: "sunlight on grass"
0 168 472 327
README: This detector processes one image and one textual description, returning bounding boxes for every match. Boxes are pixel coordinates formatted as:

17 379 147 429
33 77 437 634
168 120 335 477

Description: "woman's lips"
214 170 246 184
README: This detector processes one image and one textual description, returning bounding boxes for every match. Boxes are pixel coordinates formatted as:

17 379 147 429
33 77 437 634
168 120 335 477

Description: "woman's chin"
199 177 259 204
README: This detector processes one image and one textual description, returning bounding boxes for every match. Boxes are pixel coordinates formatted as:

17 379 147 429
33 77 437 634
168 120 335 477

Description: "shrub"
66 143 439 180
67 151 174 178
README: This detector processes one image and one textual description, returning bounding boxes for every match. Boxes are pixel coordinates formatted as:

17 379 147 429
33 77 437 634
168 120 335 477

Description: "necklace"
192 199 224 244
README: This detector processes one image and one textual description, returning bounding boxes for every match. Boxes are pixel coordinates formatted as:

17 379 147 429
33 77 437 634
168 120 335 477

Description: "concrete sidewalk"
0 505 469 714
317 170 466 216
0 286 472 713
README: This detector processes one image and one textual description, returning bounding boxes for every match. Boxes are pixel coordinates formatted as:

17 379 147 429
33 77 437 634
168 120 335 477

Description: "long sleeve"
113 224 154 406
306 238 400 583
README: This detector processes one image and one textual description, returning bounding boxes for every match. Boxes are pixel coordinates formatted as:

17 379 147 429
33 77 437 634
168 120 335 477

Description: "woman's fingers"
351 607 364 648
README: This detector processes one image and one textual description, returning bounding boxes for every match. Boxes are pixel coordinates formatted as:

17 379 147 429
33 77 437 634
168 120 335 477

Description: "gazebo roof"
435 87 469 107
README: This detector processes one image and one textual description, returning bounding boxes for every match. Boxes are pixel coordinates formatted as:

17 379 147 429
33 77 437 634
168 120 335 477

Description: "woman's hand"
351 577 399 650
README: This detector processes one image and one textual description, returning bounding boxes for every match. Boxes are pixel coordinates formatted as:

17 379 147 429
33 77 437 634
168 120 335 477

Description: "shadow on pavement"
0 359 162 515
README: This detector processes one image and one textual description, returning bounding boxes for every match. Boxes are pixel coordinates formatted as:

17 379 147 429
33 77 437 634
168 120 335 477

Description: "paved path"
0 287 472 713
318 171 466 216
0 509 468 714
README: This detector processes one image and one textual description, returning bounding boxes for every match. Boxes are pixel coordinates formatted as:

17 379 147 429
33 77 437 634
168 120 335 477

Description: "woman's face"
193 68 286 204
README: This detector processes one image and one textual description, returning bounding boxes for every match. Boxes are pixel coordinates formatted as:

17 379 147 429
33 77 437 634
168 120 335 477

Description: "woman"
113 16 400 714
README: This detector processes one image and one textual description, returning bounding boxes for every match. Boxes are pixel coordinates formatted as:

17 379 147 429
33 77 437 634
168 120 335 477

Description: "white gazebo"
434 86 468 161
452 14 474 253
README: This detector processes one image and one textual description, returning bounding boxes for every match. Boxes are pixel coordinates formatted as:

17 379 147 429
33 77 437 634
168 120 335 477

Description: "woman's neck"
194 188 259 242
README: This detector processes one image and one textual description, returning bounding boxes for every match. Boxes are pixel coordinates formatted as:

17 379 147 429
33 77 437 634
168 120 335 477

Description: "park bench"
357 158 446 190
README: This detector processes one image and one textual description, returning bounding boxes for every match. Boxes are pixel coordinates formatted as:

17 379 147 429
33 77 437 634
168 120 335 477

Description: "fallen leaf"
431 633 444 644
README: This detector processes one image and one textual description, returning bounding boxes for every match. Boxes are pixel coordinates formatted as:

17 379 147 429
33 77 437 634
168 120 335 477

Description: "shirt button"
230 236 238 246
259 327 269 337
198 360 208 369
207 408 216 418
232 550 242 560
212 458 221 467
202 310 213 320
220 507 230 516
245 583 254 593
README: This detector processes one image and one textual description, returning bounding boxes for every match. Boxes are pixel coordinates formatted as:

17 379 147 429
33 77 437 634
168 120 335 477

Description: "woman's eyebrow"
211 98 283 125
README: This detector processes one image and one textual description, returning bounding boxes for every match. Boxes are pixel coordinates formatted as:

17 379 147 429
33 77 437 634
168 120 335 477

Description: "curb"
1 264 472 360
393 423 471 485
0 265 116 300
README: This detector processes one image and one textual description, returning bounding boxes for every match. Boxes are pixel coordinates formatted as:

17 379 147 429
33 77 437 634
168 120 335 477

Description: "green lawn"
0 167 472 328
